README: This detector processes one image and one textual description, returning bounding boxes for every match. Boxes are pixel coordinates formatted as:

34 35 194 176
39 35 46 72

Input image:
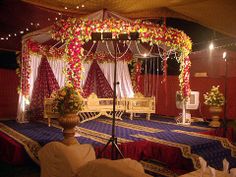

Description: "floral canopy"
19 10 192 101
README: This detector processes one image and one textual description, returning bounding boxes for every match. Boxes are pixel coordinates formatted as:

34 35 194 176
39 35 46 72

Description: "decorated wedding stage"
3 9 234 176
0 115 236 175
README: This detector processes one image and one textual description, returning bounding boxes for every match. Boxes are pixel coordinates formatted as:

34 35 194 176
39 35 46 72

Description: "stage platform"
0 115 235 175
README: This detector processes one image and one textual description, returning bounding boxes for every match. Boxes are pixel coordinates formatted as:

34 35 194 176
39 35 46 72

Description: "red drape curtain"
140 75 236 120
83 60 113 98
0 69 19 119
29 56 59 120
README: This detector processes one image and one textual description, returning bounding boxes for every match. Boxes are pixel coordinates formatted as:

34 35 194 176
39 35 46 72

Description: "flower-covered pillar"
178 55 191 124
16 42 31 123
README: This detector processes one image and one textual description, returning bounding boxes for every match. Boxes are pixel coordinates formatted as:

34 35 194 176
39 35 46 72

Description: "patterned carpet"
0 116 236 172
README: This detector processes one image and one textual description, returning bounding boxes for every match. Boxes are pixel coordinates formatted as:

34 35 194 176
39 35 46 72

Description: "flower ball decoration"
50 83 84 116
204 85 225 107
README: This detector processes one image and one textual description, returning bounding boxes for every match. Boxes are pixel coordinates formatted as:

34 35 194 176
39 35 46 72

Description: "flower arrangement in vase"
203 85 225 127
51 83 84 145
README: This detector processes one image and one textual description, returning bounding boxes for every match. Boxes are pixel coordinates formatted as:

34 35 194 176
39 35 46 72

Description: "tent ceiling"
23 0 236 38
0 0 235 52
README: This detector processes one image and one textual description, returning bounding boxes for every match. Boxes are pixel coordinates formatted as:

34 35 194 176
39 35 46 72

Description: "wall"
140 75 236 120
0 69 19 119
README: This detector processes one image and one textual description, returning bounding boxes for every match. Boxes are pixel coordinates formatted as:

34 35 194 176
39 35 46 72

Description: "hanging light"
209 42 214 50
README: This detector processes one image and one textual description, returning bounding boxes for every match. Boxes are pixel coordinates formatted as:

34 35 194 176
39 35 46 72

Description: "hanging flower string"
84 51 133 63
134 61 142 92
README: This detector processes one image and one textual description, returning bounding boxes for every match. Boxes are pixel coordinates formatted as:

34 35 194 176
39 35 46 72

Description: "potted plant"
51 83 84 145
203 85 225 127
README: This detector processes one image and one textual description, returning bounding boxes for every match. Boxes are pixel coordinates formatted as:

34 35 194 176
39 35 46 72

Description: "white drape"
17 55 134 122
98 61 134 98
48 58 67 88
17 55 67 123
29 55 42 99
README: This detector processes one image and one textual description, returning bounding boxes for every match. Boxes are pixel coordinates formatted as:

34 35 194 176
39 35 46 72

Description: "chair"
39 142 96 177
39 142 152 177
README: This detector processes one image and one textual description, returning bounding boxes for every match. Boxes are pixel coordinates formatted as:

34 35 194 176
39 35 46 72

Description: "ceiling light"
36 23 40 26
209 42 214 50
48 18 51 21
30 22 34 26
6 37 8 40
26 28 29 31
223 51 227 60
81 4 85 8
1 38 4 40
64 7 68 10
14 33 17 36
8 34 11 37
76 6 79 9
55 17 58 21
20 31 24 34
58 12 62 15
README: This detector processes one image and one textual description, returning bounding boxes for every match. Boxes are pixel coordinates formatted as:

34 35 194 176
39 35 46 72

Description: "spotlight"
223 51 227 61
209 42 214 50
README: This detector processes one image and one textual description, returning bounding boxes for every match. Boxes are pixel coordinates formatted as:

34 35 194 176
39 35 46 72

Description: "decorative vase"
209 106 222 127
58 113 79 145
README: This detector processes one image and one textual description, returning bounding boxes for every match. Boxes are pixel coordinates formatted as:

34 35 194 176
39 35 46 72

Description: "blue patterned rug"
0 116 236 171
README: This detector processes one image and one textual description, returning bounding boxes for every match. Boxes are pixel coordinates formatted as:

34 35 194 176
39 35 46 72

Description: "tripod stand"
98 39 124 159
